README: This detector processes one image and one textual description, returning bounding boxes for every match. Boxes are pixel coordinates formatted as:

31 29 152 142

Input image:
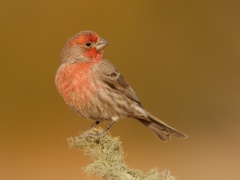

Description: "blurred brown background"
1 0 240 179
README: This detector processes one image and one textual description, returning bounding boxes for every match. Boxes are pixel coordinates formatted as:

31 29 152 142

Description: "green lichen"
67 128 176 180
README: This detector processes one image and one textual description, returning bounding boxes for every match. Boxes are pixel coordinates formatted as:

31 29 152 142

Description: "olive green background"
1 0 240 179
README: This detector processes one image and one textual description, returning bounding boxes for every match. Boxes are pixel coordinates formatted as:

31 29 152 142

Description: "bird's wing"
96 59 142 106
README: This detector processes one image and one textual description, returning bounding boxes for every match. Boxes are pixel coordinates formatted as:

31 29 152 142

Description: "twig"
67 128 177 180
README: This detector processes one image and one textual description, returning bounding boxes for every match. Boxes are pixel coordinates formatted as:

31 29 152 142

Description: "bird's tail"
137 113 188 141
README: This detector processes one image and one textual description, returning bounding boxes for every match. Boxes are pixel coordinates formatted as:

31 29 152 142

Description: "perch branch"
67 128 176 180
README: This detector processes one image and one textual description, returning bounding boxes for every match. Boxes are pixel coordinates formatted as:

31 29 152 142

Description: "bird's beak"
96 38 109 50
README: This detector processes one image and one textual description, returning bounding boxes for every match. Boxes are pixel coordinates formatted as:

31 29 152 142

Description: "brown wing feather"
96 59 141 105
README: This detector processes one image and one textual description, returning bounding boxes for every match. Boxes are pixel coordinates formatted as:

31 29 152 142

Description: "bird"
55 30 188 141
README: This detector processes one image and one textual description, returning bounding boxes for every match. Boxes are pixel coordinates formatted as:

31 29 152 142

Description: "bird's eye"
85 42 91 47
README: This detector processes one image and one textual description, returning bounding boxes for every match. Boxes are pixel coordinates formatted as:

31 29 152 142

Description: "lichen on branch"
67 128 176 180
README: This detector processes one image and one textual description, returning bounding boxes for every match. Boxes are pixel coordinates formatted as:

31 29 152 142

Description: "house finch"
55 30 187 141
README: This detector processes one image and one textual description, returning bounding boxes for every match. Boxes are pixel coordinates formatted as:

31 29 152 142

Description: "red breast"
55 62 96 108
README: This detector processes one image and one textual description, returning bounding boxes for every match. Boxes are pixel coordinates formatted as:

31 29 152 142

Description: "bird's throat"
84 49 103 62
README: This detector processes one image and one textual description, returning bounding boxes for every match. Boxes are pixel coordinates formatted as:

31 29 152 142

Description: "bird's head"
62 30 109 63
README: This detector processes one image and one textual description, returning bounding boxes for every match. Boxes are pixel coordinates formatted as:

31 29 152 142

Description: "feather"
95 59 142 106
